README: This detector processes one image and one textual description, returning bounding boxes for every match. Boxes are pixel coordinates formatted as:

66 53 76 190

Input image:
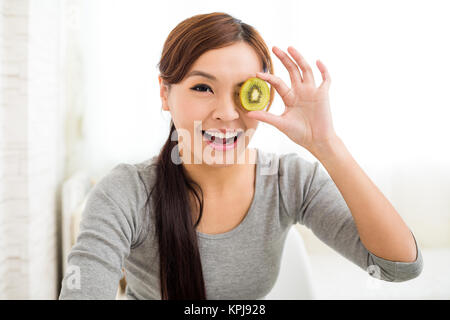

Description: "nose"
212 93 240 121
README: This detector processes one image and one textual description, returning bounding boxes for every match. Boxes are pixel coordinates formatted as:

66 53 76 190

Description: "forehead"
188 42 263 80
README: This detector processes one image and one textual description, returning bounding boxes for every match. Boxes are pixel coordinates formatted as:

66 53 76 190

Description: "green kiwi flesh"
240 77 270 111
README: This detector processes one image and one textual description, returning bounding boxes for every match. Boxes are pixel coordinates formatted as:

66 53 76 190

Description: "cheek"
171 100 211 134
242 115 259 131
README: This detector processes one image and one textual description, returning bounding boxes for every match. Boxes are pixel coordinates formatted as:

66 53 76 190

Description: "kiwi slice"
240 77 270 111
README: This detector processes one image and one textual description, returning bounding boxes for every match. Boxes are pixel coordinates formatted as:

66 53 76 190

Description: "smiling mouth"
201 130 243 145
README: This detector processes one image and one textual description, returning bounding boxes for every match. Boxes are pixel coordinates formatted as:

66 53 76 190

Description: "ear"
158 75 170 111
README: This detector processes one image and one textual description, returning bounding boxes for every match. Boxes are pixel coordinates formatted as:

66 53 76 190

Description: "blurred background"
0 0 449 299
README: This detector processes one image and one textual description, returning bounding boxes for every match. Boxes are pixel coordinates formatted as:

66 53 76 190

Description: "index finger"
255 72 295 105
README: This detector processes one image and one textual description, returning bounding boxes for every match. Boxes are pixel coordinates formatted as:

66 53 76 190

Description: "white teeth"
204 130 240 139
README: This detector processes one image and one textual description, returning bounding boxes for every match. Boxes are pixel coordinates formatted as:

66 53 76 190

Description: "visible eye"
191 84 213 93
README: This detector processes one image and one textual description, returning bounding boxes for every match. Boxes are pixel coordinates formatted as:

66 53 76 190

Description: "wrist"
309 135 345 162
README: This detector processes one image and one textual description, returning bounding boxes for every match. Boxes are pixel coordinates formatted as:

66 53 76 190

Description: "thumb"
247 111 284 130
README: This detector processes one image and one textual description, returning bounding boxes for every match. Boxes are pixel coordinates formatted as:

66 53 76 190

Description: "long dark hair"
151 12 274 300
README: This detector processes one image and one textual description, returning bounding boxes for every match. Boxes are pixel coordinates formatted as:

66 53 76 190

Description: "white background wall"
0 0 65 299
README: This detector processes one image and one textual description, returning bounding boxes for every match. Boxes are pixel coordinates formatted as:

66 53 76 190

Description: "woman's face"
159 41 264 166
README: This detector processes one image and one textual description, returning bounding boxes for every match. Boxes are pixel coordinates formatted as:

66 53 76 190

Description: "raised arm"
280 152 423 282
246 44 423 282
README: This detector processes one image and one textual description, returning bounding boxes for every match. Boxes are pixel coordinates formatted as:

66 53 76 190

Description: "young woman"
59 12 423 300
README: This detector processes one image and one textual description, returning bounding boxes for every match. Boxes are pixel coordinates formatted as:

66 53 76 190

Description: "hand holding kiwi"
246 46 338 156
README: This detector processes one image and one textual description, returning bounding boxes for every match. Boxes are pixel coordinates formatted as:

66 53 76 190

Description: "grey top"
59 148 423 300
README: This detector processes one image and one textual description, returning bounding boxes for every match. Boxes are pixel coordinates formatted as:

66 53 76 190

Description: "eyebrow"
187 70 246 86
